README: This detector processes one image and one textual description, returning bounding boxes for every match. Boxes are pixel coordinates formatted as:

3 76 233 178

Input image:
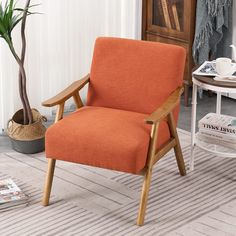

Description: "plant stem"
18 71 27 124
18 71 28 124
8 42 32 125
19 0 33 124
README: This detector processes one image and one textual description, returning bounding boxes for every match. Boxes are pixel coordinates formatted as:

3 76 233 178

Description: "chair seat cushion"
45 106 170 174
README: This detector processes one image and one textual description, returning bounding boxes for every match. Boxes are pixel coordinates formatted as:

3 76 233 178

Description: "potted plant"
0 0 46 154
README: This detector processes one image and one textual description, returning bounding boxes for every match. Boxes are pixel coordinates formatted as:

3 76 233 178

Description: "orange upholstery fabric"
87 37 186 114
46 106 170 174
46 37 186 174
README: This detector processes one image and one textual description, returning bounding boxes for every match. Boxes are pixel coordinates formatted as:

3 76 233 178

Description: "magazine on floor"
193 61 236 80
0 178 29 211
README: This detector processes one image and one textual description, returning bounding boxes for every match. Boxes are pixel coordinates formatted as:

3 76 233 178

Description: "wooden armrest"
42 74 90 107
145 87 184 124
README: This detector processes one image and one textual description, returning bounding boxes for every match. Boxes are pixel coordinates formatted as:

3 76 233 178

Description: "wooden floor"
0 129 236 235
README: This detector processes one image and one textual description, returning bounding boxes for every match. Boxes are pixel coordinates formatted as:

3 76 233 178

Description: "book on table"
198 113 236 150
0 178 29 211
193 61 236 81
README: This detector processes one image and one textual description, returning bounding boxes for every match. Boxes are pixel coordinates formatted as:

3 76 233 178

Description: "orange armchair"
42 37 186 226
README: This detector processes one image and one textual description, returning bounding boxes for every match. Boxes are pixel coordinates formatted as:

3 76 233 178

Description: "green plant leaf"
0 0 39 47
10 15 23 32
0 3 3 16
0 18 7 35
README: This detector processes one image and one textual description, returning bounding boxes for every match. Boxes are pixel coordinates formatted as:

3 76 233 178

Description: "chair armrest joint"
42 74 90 107
145 86 184 124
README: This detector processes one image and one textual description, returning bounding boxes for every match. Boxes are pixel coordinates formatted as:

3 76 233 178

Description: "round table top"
193 74 236 89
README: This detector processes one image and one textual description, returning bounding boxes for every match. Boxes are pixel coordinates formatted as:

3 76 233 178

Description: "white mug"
215 57 235 77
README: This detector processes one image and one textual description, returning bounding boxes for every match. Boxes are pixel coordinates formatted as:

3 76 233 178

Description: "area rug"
0 130 236 236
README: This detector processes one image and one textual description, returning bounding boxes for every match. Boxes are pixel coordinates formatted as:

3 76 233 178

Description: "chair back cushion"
87 37 186 114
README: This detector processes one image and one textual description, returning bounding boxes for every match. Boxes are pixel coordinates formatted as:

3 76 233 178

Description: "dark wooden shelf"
142 0 197 106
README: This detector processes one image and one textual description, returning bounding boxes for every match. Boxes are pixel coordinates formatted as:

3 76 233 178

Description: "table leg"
190 82 197 171
216 92 222 114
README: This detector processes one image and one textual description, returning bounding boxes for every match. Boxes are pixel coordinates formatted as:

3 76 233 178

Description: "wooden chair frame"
41 74 186 226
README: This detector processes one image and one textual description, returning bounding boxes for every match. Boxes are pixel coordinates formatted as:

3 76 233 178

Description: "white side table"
190 74 236 171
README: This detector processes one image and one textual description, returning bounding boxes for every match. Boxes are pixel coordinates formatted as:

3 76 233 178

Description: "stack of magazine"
197 113 236 150
0 178 29 211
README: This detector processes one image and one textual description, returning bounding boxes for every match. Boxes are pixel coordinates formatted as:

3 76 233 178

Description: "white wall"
0 0 142 131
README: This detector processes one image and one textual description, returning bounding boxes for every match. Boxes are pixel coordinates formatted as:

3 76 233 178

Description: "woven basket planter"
7 109 47 154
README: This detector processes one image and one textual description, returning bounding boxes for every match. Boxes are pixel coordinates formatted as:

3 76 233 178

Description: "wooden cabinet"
142 0 196 106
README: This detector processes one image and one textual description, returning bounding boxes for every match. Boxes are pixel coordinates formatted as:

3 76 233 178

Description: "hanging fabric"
192 0 233 64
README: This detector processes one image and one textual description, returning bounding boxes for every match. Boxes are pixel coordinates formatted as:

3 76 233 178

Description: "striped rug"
0 141 236 235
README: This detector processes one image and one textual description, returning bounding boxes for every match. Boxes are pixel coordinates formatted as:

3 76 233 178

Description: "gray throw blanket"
192 0 233 65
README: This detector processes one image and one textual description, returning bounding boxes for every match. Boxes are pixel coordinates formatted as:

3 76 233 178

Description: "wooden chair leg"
42 104 63 206
137 123 158 226
137 167 153 226
168 113 186 176
42 158 56 206
173 140 186 176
